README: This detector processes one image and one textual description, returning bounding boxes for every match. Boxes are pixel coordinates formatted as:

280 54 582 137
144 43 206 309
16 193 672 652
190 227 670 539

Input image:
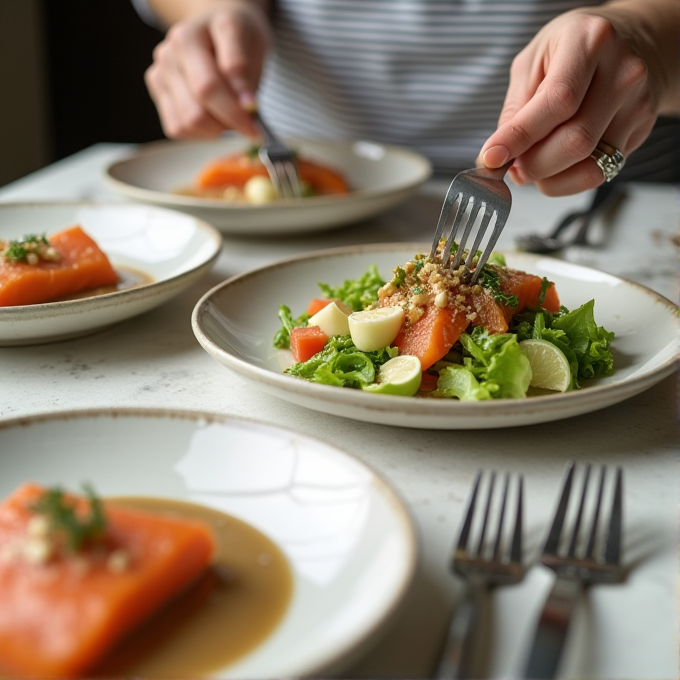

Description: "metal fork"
435 471 524 679
252 109 302 200
516 180 627 254
524 461 624 679
429 160 514 284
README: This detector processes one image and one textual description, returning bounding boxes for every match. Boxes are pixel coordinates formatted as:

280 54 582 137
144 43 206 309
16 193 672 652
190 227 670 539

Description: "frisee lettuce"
273 305 309 349
317 263 384 312
285 335 397 388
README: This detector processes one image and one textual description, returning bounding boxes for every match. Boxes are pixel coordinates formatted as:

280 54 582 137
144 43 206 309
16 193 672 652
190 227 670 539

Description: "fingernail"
239 91 257 113
483 145 511 168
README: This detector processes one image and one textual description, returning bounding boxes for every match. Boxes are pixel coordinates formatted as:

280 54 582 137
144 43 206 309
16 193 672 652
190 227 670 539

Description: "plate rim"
191 242 680 423
0 405 419 678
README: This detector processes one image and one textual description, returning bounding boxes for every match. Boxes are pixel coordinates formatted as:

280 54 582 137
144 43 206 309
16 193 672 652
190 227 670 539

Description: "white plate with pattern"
104 138 432 235
191 243 680 430
0 408 416 678
0 203 222 346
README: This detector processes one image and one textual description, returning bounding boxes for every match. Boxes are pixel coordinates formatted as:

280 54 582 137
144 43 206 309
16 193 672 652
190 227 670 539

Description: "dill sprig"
29 483 107 553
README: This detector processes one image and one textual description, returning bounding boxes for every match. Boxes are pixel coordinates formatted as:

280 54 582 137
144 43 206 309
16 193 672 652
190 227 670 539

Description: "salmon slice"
0 226 119 307
0 483 215 678
493 267 561 322
385 264 561 369
196 152 349 195
392 305 470 370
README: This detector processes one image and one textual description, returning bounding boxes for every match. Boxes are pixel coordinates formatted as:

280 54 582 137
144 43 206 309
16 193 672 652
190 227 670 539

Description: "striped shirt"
134 0 679 180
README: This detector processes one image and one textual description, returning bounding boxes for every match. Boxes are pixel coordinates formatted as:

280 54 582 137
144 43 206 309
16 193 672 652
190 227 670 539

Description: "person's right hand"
144 1 271 139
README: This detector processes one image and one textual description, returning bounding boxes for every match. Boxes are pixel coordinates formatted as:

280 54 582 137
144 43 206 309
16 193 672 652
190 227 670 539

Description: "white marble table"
0 144 678 679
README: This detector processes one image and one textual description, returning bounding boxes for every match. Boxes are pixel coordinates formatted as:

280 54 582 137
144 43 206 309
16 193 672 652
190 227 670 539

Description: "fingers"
480 11 660 196
144 6 270 139
146 40 228 139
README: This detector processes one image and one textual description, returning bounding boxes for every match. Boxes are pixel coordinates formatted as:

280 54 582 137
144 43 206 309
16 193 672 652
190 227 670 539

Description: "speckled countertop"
0 144 678 679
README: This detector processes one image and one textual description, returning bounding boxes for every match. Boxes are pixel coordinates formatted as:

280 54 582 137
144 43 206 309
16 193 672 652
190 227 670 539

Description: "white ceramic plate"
192 243 680 430
0 408 416 678
0 203 222 346
104 138 432 235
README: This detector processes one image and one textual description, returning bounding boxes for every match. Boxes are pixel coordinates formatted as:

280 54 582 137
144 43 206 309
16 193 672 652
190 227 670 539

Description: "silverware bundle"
436 462 624 680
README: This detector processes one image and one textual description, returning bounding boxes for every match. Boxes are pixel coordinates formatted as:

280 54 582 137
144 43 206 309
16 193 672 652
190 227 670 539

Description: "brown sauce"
95 497 293 678
55 266 153 302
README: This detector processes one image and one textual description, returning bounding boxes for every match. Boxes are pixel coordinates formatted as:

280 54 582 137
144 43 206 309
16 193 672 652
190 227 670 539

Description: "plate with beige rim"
104 137 432 235
191 243 679 430
0 408 416 678
0 202 222 346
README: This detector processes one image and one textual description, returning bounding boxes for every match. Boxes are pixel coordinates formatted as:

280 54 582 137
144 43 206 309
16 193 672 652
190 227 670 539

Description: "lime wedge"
519 339 573 392
362 355 422 396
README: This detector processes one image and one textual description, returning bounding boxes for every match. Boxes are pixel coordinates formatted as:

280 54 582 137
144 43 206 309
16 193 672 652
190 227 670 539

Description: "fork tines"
258 147 302 200
429 160 513 285
454 470 523 580
542 461 623 580
253 110 302 200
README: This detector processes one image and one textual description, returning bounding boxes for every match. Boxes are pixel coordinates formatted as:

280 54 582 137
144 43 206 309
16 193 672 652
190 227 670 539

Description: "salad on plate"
274 245 615 400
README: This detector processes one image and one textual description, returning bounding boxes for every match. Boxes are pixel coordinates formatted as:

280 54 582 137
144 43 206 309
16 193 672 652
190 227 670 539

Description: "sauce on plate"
56 266 153 302
95 497 293 678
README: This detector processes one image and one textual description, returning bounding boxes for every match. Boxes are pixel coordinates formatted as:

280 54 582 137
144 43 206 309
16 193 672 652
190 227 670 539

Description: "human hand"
144 1 271 139
479 7 666 196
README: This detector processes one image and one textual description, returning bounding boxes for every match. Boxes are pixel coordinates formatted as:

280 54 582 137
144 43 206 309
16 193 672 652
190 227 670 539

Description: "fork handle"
434 581 485 679
523 575 581 679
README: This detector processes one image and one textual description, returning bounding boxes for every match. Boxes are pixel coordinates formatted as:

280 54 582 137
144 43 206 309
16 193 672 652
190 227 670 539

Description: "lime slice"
362 355 422 397
519 339 572 392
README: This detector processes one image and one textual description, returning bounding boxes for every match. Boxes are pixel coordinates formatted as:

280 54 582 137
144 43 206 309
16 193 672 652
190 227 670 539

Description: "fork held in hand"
435 471 524 679
524 461 624 679
252 110 302 200
430 160 514 284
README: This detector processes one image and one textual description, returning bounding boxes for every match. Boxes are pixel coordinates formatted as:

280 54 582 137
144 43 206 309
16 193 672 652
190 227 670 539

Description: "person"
132 0 679 195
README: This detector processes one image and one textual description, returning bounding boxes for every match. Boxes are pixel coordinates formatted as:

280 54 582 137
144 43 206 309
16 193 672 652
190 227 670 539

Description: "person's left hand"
479 8 662 195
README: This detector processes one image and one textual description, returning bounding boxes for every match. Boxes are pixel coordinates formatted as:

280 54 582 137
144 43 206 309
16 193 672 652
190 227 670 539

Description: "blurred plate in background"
104 138 432 235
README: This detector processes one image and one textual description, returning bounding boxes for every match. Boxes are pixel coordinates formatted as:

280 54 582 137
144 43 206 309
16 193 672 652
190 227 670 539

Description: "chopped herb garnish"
413 286 423 295
392 266 406 287
478 266 519 308
1 233 60 265
538 277 551 306
29 483 107 553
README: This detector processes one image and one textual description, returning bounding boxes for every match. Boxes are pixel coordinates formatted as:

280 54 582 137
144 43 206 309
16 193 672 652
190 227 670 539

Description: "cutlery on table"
251 108 302 199
524 461 624 679
430 160 514 281
435 471 524 679
516 180 627 254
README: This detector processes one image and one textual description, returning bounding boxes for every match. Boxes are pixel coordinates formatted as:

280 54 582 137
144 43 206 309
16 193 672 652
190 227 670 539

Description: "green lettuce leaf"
285 335 397 388
317 264 384 312
438 327 532 400
273 305 309 349
549 299 615 380
510 300 614 388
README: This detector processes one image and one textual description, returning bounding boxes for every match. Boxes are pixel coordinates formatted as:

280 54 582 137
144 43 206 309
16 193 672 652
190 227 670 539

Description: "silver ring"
590 141 625 182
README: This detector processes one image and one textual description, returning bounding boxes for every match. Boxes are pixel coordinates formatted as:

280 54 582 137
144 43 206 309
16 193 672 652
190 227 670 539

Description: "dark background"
42 0 165 161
